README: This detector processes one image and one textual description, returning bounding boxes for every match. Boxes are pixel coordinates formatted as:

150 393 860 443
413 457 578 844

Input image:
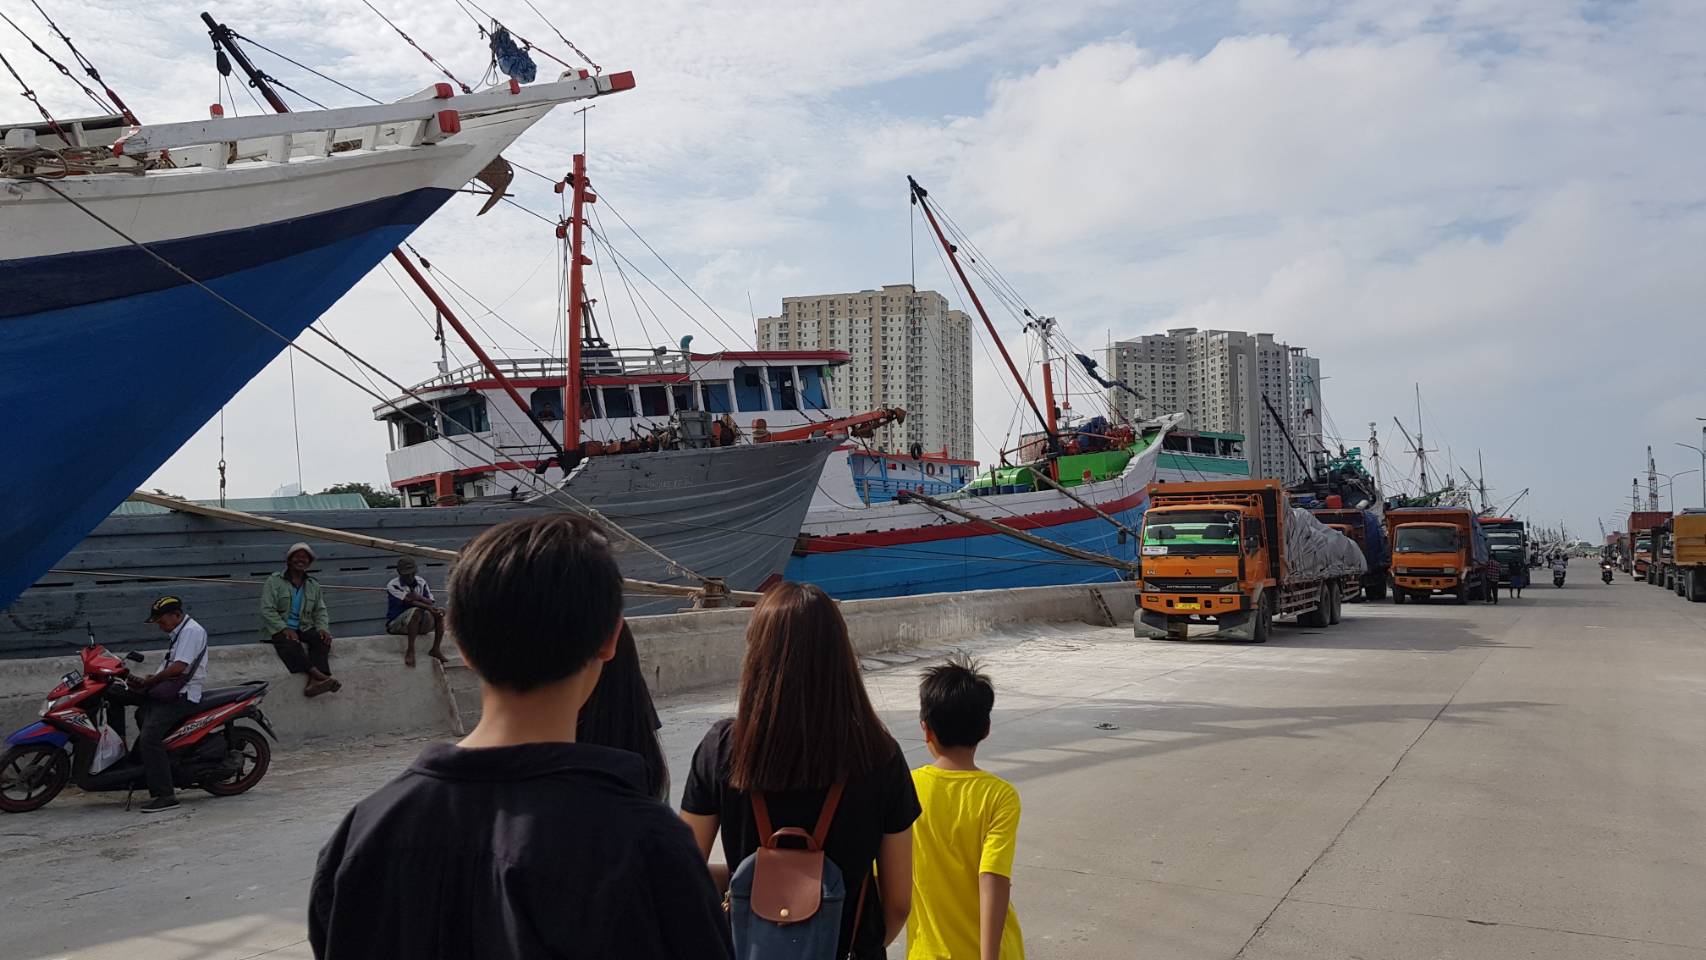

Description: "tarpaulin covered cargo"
1285 506 1368 583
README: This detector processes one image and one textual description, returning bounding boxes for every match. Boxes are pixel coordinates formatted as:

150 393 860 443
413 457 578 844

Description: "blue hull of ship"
0 188 453 608
785 498 1149 600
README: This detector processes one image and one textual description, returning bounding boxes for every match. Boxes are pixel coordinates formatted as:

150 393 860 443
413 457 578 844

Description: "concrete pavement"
3 574 1703 959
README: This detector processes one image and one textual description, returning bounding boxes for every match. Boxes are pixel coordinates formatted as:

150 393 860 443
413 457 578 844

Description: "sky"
6 0 1704 537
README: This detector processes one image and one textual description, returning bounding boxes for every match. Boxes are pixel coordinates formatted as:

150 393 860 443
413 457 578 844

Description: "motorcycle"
0 637 276 813
1553 568 1567 588
1602 562 1615 584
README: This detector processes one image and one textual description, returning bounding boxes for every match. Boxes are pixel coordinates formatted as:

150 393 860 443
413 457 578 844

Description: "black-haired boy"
908 656 1026 960
308 514 731 960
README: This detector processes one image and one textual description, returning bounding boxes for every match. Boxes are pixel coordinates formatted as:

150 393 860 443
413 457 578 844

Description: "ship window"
799 365 828 409
601 386 636 419
768 367 798 410
703 381 734 413
734 367 769 411
530 388 564 420
440 397 488 437
639 385 669 417
671 384 698 412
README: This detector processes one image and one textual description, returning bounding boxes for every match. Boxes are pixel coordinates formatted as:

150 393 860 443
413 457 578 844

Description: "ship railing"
12 72 631 175
381 348 697 403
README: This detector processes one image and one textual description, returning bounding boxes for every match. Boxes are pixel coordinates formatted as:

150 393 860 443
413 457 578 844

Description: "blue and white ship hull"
787 415 1180 599
0 73 630 607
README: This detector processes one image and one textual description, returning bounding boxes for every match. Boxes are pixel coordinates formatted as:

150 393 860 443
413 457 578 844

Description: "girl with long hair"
681 582 918 958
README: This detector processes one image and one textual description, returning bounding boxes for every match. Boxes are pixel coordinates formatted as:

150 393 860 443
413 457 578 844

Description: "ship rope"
230 31 383 105
0 9 116 117
34 179 711 586
0 46 71 143
24 0 137 124
357 0 473 94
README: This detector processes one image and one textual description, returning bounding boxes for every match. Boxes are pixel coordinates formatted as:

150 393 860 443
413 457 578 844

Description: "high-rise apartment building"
1103 328 1324 483
756 284 974 459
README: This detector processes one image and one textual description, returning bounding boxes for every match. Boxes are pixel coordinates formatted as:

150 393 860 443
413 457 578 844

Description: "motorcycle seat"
193 681 269 710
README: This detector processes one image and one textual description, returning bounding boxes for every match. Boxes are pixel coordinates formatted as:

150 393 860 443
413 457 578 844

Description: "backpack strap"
843 872 871 960
749 780 846 850
811 780 845 849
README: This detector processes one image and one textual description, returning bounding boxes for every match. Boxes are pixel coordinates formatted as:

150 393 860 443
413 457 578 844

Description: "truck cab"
1139 502 1270 633
1390 522 1466 601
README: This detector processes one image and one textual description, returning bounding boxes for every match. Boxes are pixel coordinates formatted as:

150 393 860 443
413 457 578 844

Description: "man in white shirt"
386 557 447 667
132 596 210 813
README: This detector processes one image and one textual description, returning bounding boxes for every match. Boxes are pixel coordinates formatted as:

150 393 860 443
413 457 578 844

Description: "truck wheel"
1252 594 1272 643
1392 588 1406 605
1328 583 1343 625
1690 570 1703 602
1455 584 1469 604
1300 587 1329 627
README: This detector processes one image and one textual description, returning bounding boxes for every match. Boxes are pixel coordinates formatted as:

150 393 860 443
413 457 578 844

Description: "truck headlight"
1442 566 1456 574
1219 583 1242 592
1394 567 1408 575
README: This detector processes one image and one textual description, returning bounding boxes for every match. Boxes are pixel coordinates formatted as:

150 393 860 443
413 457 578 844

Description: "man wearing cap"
261 543 339 698
125 597 211 812
385 557 446 667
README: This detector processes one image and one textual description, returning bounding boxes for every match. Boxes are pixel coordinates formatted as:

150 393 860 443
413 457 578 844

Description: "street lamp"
1656 470 1700 513
1679 420 1706 509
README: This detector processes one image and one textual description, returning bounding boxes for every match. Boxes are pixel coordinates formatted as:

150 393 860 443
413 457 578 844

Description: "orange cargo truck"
1134 479 1366 642
1384 507 1492 604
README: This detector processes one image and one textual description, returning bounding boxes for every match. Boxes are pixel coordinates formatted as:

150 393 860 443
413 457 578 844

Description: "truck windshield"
1486 532 1523 551
1394 526 1458 553
1143 510 1243 556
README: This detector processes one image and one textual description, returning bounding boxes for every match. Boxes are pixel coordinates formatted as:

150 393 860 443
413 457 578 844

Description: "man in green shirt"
261 542 340 697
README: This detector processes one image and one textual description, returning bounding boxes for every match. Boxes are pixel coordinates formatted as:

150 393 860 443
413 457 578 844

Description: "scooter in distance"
1553 568 1567 588
0 638 276 813
1602 562 1615 584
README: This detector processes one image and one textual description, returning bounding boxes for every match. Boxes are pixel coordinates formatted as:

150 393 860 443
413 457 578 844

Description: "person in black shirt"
309 515 731 960
681 581 920 959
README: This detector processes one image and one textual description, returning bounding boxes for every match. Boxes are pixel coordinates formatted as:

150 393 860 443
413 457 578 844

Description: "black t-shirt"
681 718 922 960
310 741 732 960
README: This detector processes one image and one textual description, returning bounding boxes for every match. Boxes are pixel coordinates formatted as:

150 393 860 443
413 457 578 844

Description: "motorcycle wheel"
0 744 71 813
202 727 270 797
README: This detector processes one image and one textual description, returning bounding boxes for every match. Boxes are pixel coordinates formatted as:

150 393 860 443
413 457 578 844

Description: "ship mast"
563 153 591 453
908 176 1054 448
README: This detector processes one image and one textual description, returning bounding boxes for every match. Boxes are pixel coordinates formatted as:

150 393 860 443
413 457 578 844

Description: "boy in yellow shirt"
908 656 1025 960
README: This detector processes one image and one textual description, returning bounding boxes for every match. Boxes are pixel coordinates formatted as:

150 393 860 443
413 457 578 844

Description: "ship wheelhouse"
374 349 851 505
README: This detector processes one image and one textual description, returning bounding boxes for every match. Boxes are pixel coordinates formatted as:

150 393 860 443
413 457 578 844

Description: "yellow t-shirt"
907 766 1025 960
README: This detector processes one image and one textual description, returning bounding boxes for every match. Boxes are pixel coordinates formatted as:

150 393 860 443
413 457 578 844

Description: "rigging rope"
0 10 114 116
233 32 383 104
0 47 70 142
519 0 601 73
26 0 136 124
357 0 473 94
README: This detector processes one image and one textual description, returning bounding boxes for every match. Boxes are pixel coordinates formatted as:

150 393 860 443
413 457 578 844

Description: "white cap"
286 542 317 561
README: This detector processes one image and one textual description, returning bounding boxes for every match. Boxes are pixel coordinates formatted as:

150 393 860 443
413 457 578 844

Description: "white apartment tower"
756 284 974 459
1104 328 1324 483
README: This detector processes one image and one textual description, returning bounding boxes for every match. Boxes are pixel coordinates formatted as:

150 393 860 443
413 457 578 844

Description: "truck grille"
1399 567 1451 576
1144 578 1237 592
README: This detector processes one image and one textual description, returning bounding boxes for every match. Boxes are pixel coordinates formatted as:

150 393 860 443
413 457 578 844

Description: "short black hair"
447 514 623 692
918 654 994 748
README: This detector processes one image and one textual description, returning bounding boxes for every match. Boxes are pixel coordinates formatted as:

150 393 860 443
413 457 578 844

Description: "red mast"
563 153 591 452
908 176 1053 444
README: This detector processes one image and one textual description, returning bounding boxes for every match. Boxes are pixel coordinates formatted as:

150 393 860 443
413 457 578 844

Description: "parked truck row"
1635 509 1706 601
1134 480 1523 643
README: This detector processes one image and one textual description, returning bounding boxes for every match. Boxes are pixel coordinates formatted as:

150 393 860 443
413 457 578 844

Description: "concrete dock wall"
0 583 1133 746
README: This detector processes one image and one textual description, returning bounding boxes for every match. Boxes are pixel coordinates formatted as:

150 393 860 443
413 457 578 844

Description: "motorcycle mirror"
125 651 145 663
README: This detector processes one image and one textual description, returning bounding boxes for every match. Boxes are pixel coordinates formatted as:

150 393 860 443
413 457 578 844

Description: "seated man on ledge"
261 543 339 698
386 557 446 667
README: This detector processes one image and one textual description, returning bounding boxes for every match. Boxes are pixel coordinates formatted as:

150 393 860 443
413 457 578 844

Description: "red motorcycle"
0 638 276 812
